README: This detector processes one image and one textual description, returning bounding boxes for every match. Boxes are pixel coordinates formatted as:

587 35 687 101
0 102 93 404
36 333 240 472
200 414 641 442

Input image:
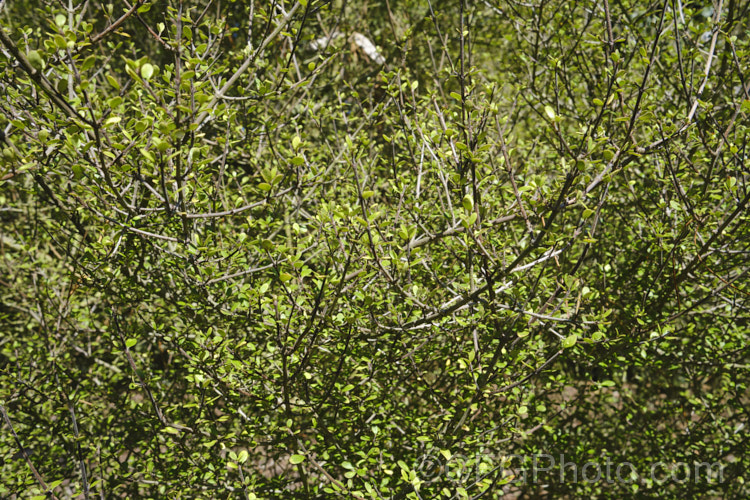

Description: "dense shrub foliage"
1 1 749 498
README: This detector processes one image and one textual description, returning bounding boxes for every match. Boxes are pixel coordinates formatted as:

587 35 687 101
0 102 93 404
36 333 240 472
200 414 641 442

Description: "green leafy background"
1 1 748 498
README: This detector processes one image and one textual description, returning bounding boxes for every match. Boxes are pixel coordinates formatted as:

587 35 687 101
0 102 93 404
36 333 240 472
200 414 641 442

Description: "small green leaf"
152 137 170 152
290 454 305 464
141 63 154 80
125 338 137 349
55 14 67 27
461 212 477 229
81 55 97 72
261 168 276 183
544 105 556 120
27 50 45 72
562 333 578 348
140 148 155 164
48 479 64 490
106 74 120 90
260 239 274 251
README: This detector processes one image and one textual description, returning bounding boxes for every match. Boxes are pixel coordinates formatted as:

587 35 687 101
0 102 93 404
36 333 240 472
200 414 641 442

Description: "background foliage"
1 0 749 498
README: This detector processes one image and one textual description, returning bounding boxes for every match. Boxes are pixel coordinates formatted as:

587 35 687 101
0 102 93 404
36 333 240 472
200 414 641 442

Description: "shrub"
1 1 748 498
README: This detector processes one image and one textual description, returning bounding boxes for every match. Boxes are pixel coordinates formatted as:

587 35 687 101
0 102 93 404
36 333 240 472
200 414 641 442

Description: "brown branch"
89 0 147 45
0 404 59 499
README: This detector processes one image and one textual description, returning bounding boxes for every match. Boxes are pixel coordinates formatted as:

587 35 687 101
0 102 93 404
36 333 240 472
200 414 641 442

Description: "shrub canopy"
1 1 749 498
